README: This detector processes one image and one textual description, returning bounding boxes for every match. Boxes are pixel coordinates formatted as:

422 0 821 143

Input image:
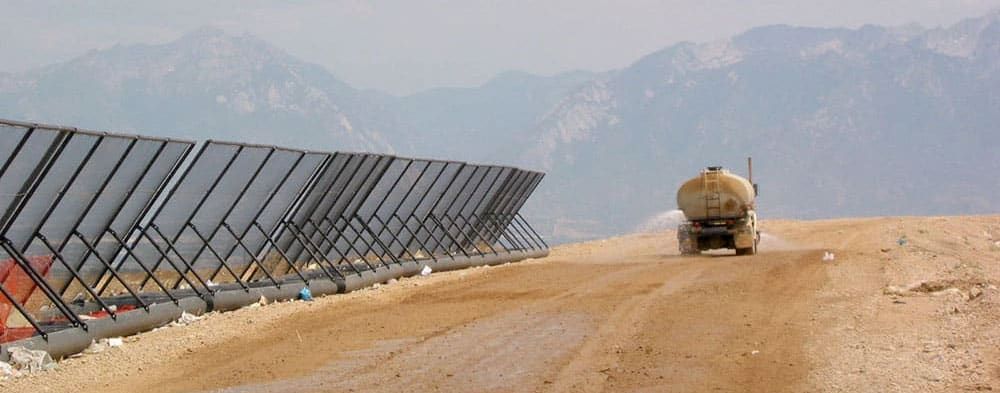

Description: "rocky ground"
2 215 998 392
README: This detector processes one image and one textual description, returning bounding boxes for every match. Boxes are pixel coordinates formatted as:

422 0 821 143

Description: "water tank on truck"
675 158 760 255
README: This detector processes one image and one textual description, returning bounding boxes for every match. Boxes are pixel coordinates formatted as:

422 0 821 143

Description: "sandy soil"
3 215 999 392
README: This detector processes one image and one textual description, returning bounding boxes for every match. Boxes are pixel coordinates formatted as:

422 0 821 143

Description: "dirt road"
6 216 999 392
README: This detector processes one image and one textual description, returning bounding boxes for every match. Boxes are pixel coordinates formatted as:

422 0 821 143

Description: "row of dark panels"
0 118 546 342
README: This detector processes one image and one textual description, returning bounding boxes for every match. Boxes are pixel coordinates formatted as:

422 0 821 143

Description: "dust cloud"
635 210 687 233
758 232 798 250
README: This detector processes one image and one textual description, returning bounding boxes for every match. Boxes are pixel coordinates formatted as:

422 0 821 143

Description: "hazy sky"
2 1 999 95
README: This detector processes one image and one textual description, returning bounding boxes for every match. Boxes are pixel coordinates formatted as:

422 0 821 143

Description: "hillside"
2 13 999 243
521 11 1000 241
0 27 394 152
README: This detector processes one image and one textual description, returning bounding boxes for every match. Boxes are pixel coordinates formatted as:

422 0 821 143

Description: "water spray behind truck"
676 158 760 255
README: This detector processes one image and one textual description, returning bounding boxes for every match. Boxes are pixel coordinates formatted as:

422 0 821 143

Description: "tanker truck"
676 159 759 255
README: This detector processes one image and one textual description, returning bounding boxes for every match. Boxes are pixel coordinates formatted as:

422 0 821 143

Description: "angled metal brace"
186 223 250 292
390 214 438 262
282 221 344 281
71 231 149 311
36 234 120 318
250 221 310 284
309 218 373 274
0 237 87 330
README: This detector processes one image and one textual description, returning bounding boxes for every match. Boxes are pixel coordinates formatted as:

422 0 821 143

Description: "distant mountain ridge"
0 27 395 151
2 12 999 243
519 10 1000 241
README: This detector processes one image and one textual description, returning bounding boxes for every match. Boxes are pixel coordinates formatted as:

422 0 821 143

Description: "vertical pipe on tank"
747 157 753 184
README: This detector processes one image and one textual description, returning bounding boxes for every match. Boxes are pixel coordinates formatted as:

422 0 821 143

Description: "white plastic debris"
7 347 55 372
206 280 219 288
0 360 20 379
84 340 106 354
822 251 836 262
107 337 124 348
171 311 203 327
420 265 433 276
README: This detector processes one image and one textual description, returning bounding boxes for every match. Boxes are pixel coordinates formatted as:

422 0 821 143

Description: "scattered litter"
258 295 269 306
84 340 106 354
897 236 908 246
930 288 965 299
298 287 314 301
171 312 203 327
107 337 124 348
7 347 55 372
822 251 835 262
420 265 433 276
372 283 381 289
0 361 20 379
751 350 760 356
884 286 908 296
386 278 398 285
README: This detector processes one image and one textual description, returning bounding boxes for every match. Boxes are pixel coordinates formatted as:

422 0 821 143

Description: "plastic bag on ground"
171 311 203 327
0 360 20 379
107 337 124 348
299 287 313 301
8 347 55 372
420 265 433 276
822 251 836 262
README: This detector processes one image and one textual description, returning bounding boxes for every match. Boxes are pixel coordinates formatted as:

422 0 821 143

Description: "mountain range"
2 11 998 243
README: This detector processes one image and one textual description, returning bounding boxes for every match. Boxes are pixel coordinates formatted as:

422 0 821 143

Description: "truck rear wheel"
677 224 699 255
736 241 757 256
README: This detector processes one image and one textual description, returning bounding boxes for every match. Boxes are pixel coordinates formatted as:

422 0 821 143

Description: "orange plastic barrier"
0 255 54 343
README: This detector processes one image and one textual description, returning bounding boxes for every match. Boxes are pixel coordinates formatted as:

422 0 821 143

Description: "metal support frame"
221 223 282 287
390 214 438 262
421 165 484 255
477 170 536 250
301 155 395 273
370 215 420 262
281 221 344 281
344 159 414 261
1 238 85 329
0 118 548 345
186 223 250 291
74 139 187 297
35 234 119 318
182 148 277 285
103 229 182 303
250 221 311 284
385 161 455 261
455 167 512 252
400 163 468 256
72 231 149 311
428 214 476 258
310 218 378 273
431 166 495 255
